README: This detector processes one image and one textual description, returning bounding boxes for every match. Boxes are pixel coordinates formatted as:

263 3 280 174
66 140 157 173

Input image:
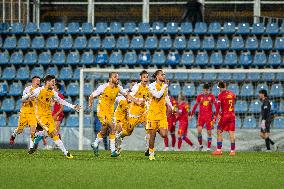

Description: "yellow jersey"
114 96 129 121
20 85 36 114
129 83 150 117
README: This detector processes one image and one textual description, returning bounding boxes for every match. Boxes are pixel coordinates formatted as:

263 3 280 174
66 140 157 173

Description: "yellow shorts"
98 109 113 126
146 118 168 130
128 114 147 128
17 113 37 130
36 115 56 134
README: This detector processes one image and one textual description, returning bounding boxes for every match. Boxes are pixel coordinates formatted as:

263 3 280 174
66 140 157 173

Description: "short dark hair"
218 81 226 89
140 70 148 76
44 75 56 83
55 83 61 90
152 69 163 79
203 83 210 89
109 72 118 79
259 89 268 97
31 76 40 81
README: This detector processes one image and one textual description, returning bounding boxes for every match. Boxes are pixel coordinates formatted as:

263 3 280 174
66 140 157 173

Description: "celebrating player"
190 83 218 151
212 81 236 156
10 76 41 150
24 75 80 158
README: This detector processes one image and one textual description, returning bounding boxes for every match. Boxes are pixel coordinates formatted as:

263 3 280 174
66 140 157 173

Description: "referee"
258 89 277 151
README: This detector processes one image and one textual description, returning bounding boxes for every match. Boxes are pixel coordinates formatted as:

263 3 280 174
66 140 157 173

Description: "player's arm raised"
21 87 41 102
119 85 142 105
148 83 168 99
54 92 81 112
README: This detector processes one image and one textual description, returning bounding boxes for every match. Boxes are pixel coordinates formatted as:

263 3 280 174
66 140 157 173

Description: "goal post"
79 68 284 150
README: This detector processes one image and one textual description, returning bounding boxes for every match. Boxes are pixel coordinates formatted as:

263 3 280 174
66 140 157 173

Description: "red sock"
178 137 182 149
184 137 193 146
164 136 169 147
197 134 202 145
208 137 212 148
171 134 176 148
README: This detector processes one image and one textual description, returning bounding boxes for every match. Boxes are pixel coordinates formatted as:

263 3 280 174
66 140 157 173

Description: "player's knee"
182 134 187 140
178 136 182 140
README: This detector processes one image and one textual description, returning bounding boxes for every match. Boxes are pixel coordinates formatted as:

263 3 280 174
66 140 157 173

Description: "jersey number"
228 100 233 112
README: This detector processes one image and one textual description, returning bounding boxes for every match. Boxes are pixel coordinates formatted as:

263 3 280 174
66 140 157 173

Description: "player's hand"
260 120 266 129
74 104 82 112
88 102 93 110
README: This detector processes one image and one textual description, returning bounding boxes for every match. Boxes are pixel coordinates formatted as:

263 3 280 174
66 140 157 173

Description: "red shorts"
54 115 64 123
178 121 188 136
197 116 213 130
218 115 235 132
167 116 176 133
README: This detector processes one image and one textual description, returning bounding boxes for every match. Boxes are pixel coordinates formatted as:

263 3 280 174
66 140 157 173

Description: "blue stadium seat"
109 50 123 65
180 22 193 34
235 100 248 113
0 37 2 47
216 36 229 50
266 23 279 35
202 35 215 50
224 51 237 66
137 51 151 65
38 51 51 65
59 67 73 80
174 72 187 80
15 99 21 112
249 100 261 113
223 22 236 34
256 83 268 92
74 36 87 50
131 35 144 50
236 23 250 35
274 37 284 50
270 83 283 97
152 22 164 34
119 72 130 81
31 66 44 78
168 83 181 96
8 82 22 96
245 36 258 50
173 35 186 50
0 114 6 127
261 73 275 81
181 51 194 67
17 36 31 50
81 22 93 34
247 73 260 81
84 82 94 96
145 35 158 50
211 83 219 96
227 83 239 95
123 50 137 66
52 50 65 65
3 36 17 50
159 35 172 50
203 73 217 81
102 35 115 50
182 83 195 97
166 22 178 34
259 36 273 50
2 98 15 112
66 51 80 65
166 51 180 66
80 50 94 65
46 67 59 77
232 73 246 81
46 35 59 50
209 51 223 66
243 116 257 129
188 35 200 50
188 73 202 82
23 50 37 65
2 66 16 80
251 23 264 35
73 68 80 80
66 114 79 127
195 50 208 66
11 23 24 34
87 36 101 50
194 22 207 34
95 22 108 34
84 115 92 127
59 35 73 50
66 83 79 96
239 51 252 66
208 22 221 34
276 72 284 80
236 116 242 128
218 73 231 81
240 83 254 97
109 22 122 34
63 97 73 112
53 22 65 34
152 50 165 66
273 117 284 129
0 50 9 65
67 22 80 34
253 51 267 67
0 82 8 96
116 35 129 50
231 35 244 50
39 22 51 34
31 35 45 49
94 50 108 65
8 114 18 127
0 23 10 34
268 51 281 67
16 67 30 80
138 22 150 34
123 22 136 34
10 51 23 65
279 101 284 114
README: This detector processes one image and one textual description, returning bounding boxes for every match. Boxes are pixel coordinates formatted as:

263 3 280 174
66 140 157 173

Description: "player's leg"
55 120 61 139
196 117 204 150
212 120 223 155
148 129 156 160
181 125 195 149
164 120 172 151
10 114 26 144
108 120 119 157
229 131 235 156
205 120 213 151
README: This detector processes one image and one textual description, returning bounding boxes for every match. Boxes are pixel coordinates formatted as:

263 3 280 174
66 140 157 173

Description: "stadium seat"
95 22 108 34
259 36 273 50
203 73 217 81
0 22 10 34
11 23 24 34
208 22 221 34
84 115 92 127
3 36 17 50
109 50 123 65
2 98 15 112
31 66 44 78
74 36 87 50
236 117 242 128
80 50 94 65
235 100 248 113
116 35 129 50
270 83 283 97
251 23 265 35
159 35 172 50
276 72 284 80
14 99 21 112
231 35 244 50
8 114 18 127
130 35 143 50
224 50 237 66
46 35 59 50
0 82 8 96
73 68 81 80
232 72 246 81
245 36 258 50
211 83 219 96
227 83 240 95
119 72 130 81
273 117 284 129
53 22 65 34
46 67 59 77
17 36 31 50
123 22 136 34
52 50 65 65
38 51 51 65
66 51 80 65
59 67 73 80
109 22 122 34
166 22 179 34
246 73 260 82
87 35 101 50
209 51 223 66
249 100 261 113
168 83 181 96
236 23 250 35
63 97 73 112
274 37 284 50
223 22 236 34
180 22 193 34
239 51 252 66
67 22 80 34
8 82 22 96
138 22 150 34
218 73 231 81
0 50 9 65
166 50 180 66
145 35 158 50
59 35 73 50
16 67 30 80
0 37 2 47
84 83 94 96
123 50 137 66
137 51 151 65
66 114 79 127
10 51 23 65
253 51 267 67
261 73 275 81
188 35 200 50
0 114 6 127
202 35 215 50
182 83 195 97
195 50 208 66
216 36 229 50
173 35 186 50
152 50 165 66
152 22 164 34
194 22 207 34
31 35 45 49
39 22 51 34
66 83 79 96
256 83 269 92
81 22 93 34
279 101 284 114
180 51 194 67
268 51 281 67
2 66 16 80
240 83 254 97
266 22 279 35
102 35 116 50
94 50 108 65
23 50 37 65
243 116 257 129
174 72 187 80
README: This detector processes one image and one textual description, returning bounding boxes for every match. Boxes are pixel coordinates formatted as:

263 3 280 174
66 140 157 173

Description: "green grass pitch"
0 149 283 189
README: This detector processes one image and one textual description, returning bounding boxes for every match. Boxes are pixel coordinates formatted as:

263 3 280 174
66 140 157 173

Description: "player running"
10 76 41 150
212 81 236 156
24 75 80 158
190 83 218 151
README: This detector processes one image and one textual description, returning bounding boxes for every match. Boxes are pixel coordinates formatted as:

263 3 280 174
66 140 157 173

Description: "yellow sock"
109 134 116 140
97 132 103 139
149 148 155 153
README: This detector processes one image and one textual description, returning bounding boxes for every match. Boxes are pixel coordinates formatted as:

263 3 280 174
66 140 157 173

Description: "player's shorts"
178 121 188 136
146 118 168 130
197 116 213 130
18 113 37 130
115 116 128 130
218 115 236 132
128 113 147 128
167 115 176 133
97 110 113 126
260 122 271 133
54 115 64 122
36 115 56 134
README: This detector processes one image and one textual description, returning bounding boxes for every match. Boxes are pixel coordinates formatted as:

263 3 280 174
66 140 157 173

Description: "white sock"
12 129 18 137
29 137 34 149
110 139 115 152
149 151 155 156
145 134 150 148
116 132 122 139
93 134 103 147
54 139 68 156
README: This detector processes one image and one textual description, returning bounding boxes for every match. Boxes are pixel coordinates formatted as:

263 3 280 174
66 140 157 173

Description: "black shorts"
260 122 271 133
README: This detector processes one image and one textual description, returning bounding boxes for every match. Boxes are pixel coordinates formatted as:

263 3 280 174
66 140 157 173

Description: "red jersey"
52 92 64 118
177 101 190 123
217 90 236 118
190 93 217 117
167 96 177 116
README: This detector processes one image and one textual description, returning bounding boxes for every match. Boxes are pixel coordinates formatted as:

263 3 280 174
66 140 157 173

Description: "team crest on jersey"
227 94 233 98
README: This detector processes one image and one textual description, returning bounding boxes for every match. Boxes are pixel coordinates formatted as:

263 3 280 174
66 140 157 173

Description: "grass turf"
0 149 283 189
